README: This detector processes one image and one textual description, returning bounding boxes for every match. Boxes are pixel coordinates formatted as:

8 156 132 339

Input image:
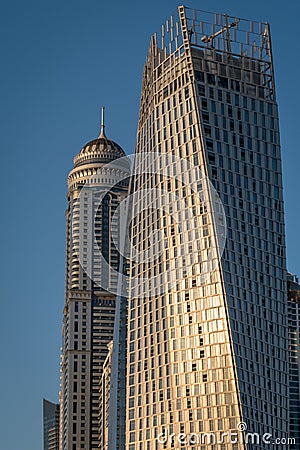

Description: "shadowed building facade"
43 399 59 450
288 273 300 444
99 340 113 449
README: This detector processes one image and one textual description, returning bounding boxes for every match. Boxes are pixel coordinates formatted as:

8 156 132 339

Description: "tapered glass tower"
111 6 289 450
59 113 129 450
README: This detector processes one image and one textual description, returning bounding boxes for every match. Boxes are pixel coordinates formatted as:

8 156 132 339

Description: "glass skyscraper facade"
288 273 300 444
110 6 289 450
43 399 59 450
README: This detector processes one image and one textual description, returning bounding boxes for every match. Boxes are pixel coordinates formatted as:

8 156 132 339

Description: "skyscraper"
99 340 113 449
59 111 129 450
43 399 59 450
110 6 289 449
287 273 300 443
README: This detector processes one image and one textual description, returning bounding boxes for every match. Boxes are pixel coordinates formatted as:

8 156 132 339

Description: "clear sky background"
0 1 299 449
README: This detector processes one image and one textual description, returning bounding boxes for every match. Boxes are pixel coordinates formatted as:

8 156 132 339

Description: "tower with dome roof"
59 109 129 450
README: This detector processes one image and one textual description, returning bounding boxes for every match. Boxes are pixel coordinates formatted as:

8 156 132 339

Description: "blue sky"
0 1 299 449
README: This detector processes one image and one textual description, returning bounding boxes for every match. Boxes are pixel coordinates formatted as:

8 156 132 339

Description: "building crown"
73 107 125 168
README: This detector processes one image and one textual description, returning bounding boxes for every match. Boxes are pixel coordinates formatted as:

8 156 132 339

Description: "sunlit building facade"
59 116 129 450
110 6 289 450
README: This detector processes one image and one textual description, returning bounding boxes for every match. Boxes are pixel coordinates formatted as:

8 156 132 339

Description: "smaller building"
287 273 300 443
99 341 113 450
43 399 59 450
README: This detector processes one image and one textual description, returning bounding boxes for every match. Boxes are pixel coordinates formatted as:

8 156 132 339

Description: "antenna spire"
99 106 106 138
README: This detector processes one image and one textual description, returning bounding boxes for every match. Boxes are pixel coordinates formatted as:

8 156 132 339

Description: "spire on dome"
99 106 106 138
72 107 126 168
